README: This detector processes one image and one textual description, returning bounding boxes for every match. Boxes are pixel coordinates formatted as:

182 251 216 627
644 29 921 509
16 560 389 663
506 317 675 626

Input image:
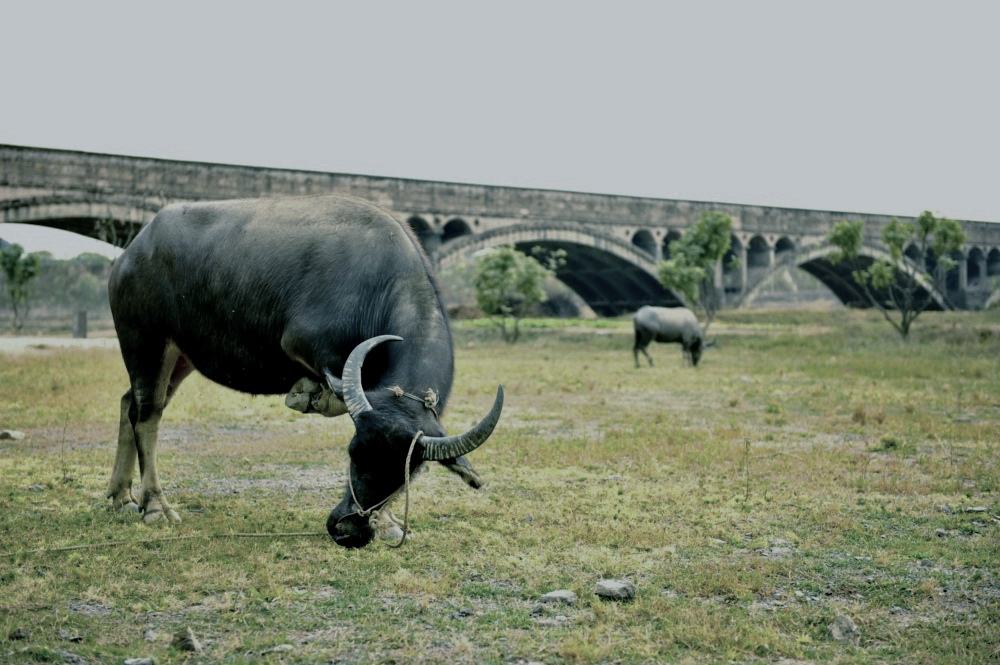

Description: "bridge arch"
987 248 1000 278
722 234 743 295
0 194 160 247
738 242 949 310
775 236 795 257
966 247 984 288
631 229 656 258
442 217 472 242
438 223 681 315
661 229 682 259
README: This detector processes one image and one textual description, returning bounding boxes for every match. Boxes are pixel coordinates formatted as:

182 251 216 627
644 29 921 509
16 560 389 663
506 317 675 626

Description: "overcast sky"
2 0 998 237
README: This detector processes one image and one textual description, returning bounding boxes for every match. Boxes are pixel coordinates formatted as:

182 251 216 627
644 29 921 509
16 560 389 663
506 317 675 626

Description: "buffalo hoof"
109 488 141 513
142 497 181 524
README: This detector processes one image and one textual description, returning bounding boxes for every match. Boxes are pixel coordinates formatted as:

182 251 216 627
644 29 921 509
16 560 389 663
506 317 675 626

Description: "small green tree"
828 211 966 339
0 243 42 332
657 211 732 334
474 246 565 343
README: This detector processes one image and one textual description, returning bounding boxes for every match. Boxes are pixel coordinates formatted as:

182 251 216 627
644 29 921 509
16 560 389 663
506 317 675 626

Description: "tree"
0 243 41 332
657 211 732 335
473 246 565 343
828 211 965 339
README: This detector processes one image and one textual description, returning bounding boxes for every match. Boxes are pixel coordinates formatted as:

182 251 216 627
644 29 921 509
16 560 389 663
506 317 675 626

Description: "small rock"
539 590 577 606
123 659 155 665
261 644 294 655
59 629 83 643
919 559 933 568
935 528 948 538
58 651 87 665
171 627 201 653
8 627 29 640
965 506 987 513
534 614 570 627
450 608 473 619
142 628 158 642
0 430 25 440
595 579 635 601
27 483 46 492
829 614 860 645
936 504 953 514
707 538 725 546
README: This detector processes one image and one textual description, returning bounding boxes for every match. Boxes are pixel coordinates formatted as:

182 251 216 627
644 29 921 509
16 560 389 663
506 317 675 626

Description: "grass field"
1 309 998 664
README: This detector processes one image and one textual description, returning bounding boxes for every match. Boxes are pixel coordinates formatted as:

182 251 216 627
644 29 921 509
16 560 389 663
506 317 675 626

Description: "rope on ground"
0 531 328 559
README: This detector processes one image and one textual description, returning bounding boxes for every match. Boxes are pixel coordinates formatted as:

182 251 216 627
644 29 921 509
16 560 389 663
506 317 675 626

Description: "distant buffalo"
633 306 704 368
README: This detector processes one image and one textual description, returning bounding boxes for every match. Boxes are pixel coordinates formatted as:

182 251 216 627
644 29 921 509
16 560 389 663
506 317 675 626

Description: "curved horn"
420 385 504 461
341 335 403 418
322 369 343 398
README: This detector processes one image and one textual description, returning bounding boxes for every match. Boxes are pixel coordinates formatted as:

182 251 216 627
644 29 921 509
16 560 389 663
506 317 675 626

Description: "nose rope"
346 430 423 548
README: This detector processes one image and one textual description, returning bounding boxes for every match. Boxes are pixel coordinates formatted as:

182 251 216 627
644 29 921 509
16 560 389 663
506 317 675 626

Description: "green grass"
1 309 998 663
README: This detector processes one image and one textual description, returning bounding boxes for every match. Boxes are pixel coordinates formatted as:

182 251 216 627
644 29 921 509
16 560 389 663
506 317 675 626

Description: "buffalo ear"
438 456 483 489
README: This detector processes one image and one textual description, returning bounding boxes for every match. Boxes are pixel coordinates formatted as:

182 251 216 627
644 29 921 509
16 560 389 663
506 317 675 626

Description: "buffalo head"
324 335 504 547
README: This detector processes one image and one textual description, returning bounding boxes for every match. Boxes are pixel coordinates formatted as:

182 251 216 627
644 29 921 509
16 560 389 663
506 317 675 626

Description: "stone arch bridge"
2 144 999 315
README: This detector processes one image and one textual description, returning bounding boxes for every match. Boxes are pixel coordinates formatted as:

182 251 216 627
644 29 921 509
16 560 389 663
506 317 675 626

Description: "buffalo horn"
420 385 504 460
341 335 403 418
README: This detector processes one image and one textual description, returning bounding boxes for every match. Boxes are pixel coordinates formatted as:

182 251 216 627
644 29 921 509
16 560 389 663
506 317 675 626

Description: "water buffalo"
107 194 504 548
633 305 704 367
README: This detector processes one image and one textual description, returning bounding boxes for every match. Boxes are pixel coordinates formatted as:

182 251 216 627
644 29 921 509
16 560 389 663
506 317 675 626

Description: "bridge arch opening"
775 236 795 257
966 247 983 287
406 215 439 253
747 235 770 269
738 242 949 311
438 225 682 316
661 230 681 259
987 248 1000 278
631 229 656 257
722 235 742 295
442 218 472 242
945 251 964 292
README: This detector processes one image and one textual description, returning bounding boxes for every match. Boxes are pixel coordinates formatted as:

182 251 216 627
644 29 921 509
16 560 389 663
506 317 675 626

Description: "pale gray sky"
2 0 998 233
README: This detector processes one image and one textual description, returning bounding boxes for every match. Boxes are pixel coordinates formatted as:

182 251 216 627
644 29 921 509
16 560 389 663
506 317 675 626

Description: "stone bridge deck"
2 144 998 313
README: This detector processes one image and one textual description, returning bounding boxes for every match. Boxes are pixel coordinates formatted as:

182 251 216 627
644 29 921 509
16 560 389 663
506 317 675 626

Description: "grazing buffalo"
107 194 504 548
633 305 704 368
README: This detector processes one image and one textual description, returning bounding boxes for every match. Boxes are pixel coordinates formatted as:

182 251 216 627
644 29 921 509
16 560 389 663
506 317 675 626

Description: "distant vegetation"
0 250 113 333
829 211 965 339
657 211 733 334
472 246 567 343
0 243 41 332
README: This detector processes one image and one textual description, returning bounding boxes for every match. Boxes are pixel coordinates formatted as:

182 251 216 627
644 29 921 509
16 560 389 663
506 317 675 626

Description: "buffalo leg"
634 329 654 368
106 389 140 511
118 338 191 524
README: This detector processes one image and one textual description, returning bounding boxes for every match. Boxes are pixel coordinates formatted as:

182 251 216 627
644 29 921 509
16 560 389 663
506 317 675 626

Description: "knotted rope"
347 430 422 548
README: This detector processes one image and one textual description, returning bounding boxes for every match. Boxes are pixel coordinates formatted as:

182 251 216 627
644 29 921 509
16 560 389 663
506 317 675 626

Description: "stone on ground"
539 589 577 605
595 579 636 601
829 614 860 645
0 430 25 440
